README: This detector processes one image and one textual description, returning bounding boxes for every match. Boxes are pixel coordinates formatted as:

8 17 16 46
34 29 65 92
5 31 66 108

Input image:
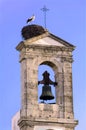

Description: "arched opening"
38 61 58 104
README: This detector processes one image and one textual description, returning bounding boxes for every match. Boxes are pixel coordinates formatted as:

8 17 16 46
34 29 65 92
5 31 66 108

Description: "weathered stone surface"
14 26 78 130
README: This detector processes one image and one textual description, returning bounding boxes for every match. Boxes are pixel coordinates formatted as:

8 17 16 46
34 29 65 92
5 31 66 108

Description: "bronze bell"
40 85 54 100
38 71 57 101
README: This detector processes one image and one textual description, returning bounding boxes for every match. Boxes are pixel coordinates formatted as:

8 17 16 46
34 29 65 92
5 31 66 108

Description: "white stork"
26 15 35 23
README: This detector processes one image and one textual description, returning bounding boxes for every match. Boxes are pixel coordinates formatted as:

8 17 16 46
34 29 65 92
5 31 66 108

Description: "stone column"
63 59 74 119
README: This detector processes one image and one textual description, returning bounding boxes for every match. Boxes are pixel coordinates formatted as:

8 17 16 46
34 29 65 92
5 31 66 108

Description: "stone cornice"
28 44 74 52
16 41 25 51
17 44 74 62
18 117 78 128
16 42 74 53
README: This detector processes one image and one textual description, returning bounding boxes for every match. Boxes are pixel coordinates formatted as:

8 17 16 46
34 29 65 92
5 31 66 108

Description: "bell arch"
38 64 56 104
37 59 63 105
37 58 63 74
39 60 59 87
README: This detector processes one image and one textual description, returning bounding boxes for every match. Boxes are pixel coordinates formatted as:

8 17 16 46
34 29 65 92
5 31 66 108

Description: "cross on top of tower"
41 5 49 12
41 5 49 28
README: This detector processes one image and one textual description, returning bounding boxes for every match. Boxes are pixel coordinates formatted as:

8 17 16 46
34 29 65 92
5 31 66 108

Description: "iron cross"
41 5 49 28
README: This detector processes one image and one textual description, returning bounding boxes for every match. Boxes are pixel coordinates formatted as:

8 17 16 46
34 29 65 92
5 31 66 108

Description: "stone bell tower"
16 24 78 130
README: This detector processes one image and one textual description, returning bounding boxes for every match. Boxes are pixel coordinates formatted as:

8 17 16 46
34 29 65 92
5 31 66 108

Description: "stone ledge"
18 117 78 129
16 43 74 54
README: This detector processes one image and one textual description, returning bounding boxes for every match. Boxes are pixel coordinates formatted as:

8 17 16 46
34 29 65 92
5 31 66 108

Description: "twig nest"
21 24 46 40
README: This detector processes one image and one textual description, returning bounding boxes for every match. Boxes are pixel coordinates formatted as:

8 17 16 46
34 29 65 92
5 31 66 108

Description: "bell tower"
16 24 78 130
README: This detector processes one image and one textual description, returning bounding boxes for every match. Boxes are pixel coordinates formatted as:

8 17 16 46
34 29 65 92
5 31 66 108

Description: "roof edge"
49 33 76 48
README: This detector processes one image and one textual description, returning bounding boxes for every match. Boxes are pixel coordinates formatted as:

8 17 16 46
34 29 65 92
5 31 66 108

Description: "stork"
26 15 35 24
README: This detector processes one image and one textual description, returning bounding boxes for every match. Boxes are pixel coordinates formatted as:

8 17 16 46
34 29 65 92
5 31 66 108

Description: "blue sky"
0 0 86 130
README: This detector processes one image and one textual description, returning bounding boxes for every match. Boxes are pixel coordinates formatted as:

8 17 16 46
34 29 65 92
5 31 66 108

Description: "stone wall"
16 35 78 130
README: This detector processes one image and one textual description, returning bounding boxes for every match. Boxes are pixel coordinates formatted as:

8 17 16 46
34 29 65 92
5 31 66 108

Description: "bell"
40 85 54 100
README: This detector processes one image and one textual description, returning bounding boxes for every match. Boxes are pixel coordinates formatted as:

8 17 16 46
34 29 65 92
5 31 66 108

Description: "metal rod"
41 5 49 28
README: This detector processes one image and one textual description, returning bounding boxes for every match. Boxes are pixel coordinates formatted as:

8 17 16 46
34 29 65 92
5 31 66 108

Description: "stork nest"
21 24 46 40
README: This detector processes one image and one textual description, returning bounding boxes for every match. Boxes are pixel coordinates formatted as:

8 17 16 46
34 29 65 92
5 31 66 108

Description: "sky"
0 0 86 130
